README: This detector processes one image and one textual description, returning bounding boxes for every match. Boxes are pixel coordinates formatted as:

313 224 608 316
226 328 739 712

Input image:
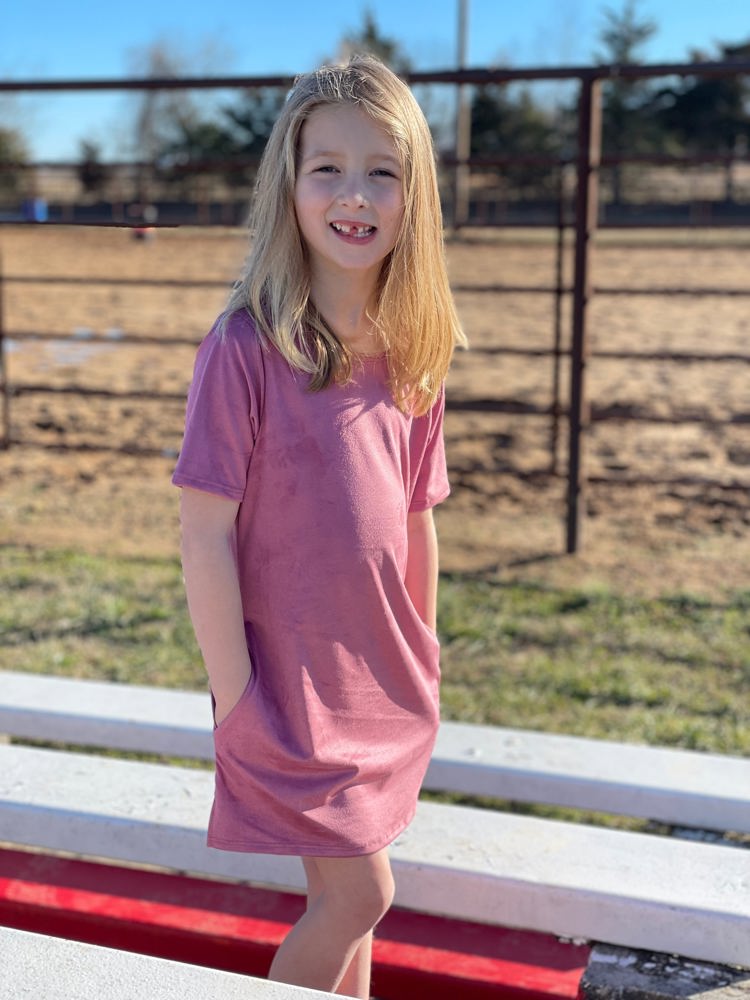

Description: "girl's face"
294 103 405 287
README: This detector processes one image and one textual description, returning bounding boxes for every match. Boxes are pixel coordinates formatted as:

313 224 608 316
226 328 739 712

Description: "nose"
337 175 369 208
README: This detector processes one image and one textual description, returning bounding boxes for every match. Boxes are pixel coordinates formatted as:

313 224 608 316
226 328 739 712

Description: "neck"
308 265 384 356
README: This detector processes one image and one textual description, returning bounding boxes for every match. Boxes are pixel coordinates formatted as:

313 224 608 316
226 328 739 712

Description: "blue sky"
2 0 748 159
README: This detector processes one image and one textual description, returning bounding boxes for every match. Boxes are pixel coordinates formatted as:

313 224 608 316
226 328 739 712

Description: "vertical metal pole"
0 249 9 449
549 166 566 475
566 75 601 554
453 0 471 229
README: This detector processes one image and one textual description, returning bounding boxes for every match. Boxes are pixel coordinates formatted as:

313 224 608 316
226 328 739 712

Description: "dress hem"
206 810 415 858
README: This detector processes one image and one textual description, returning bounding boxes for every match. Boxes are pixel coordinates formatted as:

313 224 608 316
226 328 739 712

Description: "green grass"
1 545 748 757
0 546 204 689
438 575 750 755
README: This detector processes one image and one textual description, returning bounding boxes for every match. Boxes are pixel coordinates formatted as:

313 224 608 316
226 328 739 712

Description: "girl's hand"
213 668 252 728
405 508 439 631
179 487 255 727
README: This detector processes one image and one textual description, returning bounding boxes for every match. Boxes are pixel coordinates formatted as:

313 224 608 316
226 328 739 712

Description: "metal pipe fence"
2 59 750 552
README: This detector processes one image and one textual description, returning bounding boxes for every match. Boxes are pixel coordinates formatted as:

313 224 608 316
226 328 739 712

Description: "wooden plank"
2 670 748 831
0 744 747 967
0 925 334 1000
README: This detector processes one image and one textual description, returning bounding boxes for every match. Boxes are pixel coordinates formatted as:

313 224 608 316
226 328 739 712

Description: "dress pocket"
212 672 257 740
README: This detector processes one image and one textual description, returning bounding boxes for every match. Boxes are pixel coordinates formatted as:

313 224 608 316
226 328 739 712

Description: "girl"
173 55 466 998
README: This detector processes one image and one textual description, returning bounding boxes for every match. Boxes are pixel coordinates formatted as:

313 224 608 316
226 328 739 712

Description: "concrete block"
0 925 336 999
3 671 749 832
1 744 749 966
0 670 214 759
427 722 750 833
580 944 750 1000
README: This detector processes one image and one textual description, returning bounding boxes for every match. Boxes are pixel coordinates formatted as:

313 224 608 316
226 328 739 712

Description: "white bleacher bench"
0 925 336 1000
3 670 748 833
0 669 749 970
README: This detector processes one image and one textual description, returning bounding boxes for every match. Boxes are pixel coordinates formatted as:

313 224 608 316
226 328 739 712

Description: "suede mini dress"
172 310 449 857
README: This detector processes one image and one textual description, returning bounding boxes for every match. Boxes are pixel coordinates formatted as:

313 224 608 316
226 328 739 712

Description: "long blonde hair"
224 54 466 415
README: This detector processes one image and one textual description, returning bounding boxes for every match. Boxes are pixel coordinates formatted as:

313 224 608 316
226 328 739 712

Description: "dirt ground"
0 224 747 598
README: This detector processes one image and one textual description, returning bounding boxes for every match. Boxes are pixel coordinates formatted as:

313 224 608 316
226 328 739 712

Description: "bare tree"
126 42 198 200
124 37 232 201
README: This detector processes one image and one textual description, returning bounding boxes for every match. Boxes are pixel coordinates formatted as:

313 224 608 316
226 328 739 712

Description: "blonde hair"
224 54 466 415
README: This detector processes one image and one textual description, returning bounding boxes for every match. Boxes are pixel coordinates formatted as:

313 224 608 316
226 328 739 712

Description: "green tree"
77 141 111 197
159 88 286 195
470 85 564 198
656 41 750 198
336 8 412 73
0 126 29 203
220 88 287 187
144 15 415 203
335 6 455 170
157 120 237 198
595 0 659 203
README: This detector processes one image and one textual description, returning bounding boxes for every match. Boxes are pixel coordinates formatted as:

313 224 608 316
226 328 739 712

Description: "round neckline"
352 351 387 369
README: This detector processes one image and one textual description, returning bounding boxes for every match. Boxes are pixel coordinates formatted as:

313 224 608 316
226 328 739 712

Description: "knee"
324 863 395 934
360 865 395 926
346 873 394 933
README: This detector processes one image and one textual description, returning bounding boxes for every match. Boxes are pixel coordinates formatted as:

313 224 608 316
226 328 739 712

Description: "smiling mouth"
330 222 376 238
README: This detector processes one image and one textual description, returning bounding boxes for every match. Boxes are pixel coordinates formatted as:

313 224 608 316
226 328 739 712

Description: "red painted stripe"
0 849 588 999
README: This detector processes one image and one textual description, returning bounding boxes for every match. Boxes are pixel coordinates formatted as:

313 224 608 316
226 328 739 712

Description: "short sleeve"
171 315 263 502
407 385 450 512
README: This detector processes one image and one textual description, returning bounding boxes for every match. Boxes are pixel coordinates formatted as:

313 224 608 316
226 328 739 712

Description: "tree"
595 0 659 203
155 120 233 198
470 85 565 198
157 87 286 197
595 0 656 65
127 42 201 200
0 126 29 204
336 8 412 73
77 141 111 198
220 88 287 187
656 41 750 198
129 18 418 204
123 37 233 201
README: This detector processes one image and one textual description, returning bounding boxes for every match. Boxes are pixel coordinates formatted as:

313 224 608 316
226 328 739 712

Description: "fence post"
549 165 568 476
566 74 601 554
452 0 472 229
0 250 9 450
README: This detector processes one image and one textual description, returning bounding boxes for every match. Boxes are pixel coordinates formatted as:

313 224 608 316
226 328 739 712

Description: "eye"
371 168 398 178
313 164 339 174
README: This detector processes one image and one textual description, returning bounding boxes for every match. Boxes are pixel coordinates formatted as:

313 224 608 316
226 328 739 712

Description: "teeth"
332 222 374 237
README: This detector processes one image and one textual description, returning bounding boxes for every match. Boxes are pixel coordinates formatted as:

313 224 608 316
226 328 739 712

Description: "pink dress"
172 311 449 856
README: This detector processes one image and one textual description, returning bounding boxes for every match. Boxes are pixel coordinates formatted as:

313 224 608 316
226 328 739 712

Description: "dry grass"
0 222 748 600
1 223 748 769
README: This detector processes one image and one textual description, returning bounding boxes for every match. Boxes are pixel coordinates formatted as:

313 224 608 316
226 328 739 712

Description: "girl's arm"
179 487 253 726
404 508 440 631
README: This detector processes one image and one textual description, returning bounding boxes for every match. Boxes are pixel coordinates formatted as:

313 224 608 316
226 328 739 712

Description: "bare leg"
268 849 394 998
303 857 374 998
336 931 373 1000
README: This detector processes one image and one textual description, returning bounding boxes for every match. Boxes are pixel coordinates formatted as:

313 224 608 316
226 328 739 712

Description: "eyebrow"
302 148 401 167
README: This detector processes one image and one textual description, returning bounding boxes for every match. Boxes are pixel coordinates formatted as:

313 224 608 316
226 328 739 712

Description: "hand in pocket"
212 669 253 728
